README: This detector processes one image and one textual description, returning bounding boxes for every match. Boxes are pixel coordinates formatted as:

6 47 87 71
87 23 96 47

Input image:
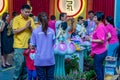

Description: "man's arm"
13 26 27 34
13 20 31 34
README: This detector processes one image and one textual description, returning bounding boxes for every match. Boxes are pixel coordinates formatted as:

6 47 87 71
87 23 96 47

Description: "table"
80 44 91 59
54 49 85 77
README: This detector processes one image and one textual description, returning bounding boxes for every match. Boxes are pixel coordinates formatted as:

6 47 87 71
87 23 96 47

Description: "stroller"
104 45 120 80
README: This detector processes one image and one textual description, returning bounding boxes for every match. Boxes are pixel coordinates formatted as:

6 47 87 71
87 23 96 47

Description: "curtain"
30 0 50 16
93 0 114 18
13 0 27 14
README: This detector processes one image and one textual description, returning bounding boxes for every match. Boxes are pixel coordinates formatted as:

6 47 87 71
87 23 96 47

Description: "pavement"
0 49 15 80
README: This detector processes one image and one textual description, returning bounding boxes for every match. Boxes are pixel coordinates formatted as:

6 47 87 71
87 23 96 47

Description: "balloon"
58 42 67 54
67 42 76 54
53 44 58 54
30 53 35 60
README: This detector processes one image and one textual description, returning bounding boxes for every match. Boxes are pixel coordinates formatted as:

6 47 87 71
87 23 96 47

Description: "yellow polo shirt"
12 14 35 48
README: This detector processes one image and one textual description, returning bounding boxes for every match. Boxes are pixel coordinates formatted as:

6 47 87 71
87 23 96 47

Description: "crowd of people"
0 4 120 80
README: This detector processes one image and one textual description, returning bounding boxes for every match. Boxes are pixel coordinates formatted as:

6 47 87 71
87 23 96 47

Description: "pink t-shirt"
91 23 107 54
48 20 56 33
106 24 118 44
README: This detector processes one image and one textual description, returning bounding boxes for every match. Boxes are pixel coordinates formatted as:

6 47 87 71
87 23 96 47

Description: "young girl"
48 15 56 33
30 12 55 80
23 44 37 80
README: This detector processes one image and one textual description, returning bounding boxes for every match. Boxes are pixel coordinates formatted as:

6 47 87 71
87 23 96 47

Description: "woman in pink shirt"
89 12 107 80
105 16 119 56
48 15 56 33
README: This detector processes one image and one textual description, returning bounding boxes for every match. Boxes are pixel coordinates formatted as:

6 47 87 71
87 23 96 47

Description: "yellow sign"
0 0 8 16
57 0 85 18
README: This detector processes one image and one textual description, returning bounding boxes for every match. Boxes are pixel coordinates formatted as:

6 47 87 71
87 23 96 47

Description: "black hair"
61 22 67 30
28 39 30 44
29 14 34 17
94 12 104 21
12 11 18 17
21 4 31 10
71 32 77 38
59 12 66 20
50 15 56 20
83 21 88 27
77 16 83 22
2 12 9 22
38 12 48 35
88 10 94 14
106 16 114 27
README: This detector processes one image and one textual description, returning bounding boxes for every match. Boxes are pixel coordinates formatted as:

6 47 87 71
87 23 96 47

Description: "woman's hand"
85 35 92 42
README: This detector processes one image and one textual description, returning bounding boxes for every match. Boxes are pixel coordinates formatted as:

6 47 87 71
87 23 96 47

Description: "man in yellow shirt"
12 4 35 80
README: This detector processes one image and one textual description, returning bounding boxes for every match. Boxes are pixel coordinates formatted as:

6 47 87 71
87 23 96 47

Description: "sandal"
1 65 7 68
5 64 12 67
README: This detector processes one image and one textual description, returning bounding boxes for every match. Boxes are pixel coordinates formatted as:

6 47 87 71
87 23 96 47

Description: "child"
76 16 86 38
48 15 56 33
23 44 37 80
56 22 68 42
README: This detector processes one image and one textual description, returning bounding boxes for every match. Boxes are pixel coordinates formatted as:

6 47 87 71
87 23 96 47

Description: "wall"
114 0 120 26
93 0 114 19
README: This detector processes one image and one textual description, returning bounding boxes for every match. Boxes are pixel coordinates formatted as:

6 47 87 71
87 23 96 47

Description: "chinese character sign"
66 0 74 12
57 0 85 17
